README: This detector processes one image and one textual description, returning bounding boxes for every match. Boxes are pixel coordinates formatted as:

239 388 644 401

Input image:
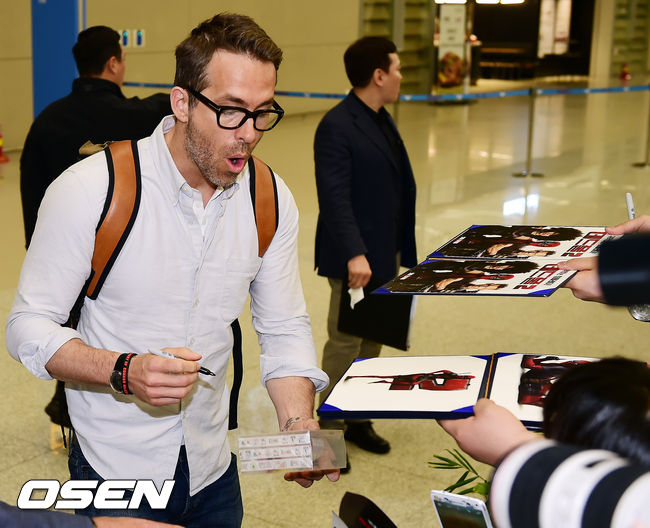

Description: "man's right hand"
347 254 372 289
128 347 200 406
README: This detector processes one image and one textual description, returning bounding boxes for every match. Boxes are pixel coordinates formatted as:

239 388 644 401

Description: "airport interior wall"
0 0 359 151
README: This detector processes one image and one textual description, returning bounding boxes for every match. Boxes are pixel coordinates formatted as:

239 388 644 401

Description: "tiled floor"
1 78 649 527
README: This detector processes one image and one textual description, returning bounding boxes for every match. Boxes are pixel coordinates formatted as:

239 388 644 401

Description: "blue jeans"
68 436 243 527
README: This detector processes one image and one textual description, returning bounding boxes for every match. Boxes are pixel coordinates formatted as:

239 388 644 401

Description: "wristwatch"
109 353 135 394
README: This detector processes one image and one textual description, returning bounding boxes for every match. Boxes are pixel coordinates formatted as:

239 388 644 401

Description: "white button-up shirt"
6 116 328 495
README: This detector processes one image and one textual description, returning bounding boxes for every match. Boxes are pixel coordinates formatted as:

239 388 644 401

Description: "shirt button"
193 299 199 307
189 337 195 346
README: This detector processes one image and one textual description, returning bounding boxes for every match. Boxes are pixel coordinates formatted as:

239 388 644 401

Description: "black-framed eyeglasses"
186 87 284 131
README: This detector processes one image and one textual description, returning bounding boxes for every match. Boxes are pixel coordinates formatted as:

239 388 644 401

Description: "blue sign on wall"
31 0 79 118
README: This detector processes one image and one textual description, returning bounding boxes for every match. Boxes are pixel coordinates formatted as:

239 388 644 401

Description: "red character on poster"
345 370 475 391
518 355 590 406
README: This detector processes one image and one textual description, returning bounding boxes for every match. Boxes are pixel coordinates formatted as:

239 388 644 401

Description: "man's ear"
105 55 120 76
170 86 190 123
372 67 386 88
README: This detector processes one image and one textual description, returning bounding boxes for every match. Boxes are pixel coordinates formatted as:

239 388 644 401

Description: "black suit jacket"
314 93 417 280
599 235 650 305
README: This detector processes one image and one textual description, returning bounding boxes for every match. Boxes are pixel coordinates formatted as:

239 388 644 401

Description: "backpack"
71 139 278 430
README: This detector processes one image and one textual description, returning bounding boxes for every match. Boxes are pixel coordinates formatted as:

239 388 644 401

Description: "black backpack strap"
228 157 279 430
228 319 243 430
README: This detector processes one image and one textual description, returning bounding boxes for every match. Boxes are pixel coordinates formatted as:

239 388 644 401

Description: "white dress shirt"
6 116 328 495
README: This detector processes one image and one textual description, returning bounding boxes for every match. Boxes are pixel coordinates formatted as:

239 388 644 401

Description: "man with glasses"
8 13 337 526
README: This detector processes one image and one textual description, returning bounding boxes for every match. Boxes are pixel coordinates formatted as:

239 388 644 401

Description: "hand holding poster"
378 225 617 297
317 353 599 430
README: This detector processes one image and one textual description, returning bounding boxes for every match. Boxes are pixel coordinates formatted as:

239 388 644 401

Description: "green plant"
429 448 490 499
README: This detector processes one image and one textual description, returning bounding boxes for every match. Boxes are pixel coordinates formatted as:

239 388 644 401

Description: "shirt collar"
350 90 387 122
72 77 125 99
151 116 241 206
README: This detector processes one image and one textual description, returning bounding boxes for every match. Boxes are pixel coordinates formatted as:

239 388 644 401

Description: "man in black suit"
314 37 417 461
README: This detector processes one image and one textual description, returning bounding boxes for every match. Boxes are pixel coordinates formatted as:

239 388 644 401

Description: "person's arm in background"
438 399 650 528
0 500 183 528
560 215 650 304
19 126 53 249
438 398 538 466
314 117 371 288
489 441 650 528
94 519 182 528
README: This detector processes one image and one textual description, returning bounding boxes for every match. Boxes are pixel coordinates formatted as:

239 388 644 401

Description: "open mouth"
226 156 247 172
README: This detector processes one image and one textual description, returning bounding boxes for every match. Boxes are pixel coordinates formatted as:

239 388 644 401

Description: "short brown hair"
174 13 283 101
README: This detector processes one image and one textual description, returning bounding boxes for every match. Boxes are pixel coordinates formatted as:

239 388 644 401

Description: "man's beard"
184 115 250 188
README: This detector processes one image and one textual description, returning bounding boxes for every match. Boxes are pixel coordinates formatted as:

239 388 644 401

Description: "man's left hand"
438 399 538 466
282 417 340 488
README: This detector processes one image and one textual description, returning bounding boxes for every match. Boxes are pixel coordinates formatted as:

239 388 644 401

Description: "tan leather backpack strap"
250 155 279 257
85 140 141 299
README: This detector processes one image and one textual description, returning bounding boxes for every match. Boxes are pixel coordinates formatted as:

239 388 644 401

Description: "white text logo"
17 479 174 510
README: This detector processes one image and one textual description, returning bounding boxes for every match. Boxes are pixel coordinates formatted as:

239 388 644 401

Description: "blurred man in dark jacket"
313 37 417 461
20 25 170 247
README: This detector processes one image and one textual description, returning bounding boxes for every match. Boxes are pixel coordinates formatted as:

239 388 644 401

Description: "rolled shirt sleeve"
250 175 329 392
6 157 105 379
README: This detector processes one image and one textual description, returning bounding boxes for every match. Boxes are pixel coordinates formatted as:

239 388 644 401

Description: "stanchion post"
513 88 543 178
632 91 650 168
